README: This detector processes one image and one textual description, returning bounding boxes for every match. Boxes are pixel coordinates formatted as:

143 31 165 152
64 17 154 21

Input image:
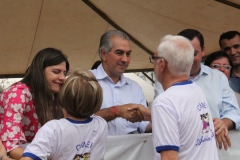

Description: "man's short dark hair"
219 31 240 48
178 29 204 50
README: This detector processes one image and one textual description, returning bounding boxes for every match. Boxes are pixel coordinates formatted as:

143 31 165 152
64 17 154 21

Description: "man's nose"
230 47 237 55
121 54 128 62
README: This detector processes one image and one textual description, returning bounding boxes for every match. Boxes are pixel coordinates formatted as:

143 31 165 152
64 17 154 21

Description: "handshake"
115 104 151 123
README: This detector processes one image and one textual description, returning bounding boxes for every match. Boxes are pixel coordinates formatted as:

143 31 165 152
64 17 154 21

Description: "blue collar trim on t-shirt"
172 80 192 86
66 117 93 124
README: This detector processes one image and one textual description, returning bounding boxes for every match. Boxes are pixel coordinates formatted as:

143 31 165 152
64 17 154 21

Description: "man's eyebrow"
115 49 132 53
115 49 124 52
223 47 231 50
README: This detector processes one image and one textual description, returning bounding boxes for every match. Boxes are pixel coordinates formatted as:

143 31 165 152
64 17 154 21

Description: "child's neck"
62 108 88 121
65 114 88 121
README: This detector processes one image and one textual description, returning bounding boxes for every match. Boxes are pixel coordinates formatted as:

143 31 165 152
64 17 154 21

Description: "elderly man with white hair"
151 35 219 160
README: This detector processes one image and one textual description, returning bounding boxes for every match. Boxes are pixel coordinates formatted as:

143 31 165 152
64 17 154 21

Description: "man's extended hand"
116 104 145 123
215 129 231 150
213 118 231 150
127 104 151 121
214 118 228 136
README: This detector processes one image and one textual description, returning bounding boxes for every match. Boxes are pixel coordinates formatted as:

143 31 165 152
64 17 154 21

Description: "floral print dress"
0 82 40 152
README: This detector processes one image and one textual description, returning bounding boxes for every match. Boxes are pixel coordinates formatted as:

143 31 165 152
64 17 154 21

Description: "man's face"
101 36 131 79
154 54 161 82
153 52 166 84
220 35 240 66
190 37 204 78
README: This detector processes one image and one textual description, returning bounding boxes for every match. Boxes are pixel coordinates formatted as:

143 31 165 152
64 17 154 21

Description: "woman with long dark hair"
0 48 69 159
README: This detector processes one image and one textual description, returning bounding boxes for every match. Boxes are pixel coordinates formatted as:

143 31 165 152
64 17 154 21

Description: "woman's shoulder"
1 82 32 99
7 82 30 92
13 82 30 88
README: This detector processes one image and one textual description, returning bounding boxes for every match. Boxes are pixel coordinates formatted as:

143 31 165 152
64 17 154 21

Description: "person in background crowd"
0 48 69 159
91 30 151 135
219 31 240 94
204 50 240 106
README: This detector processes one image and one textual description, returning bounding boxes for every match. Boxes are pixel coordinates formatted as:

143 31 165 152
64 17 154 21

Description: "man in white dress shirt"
90 30 151 135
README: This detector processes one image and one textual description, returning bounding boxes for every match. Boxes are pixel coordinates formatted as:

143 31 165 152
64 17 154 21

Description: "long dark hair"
21 48 69 125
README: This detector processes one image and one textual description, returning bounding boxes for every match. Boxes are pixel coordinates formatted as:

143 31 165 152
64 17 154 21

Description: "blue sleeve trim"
22 152 42 160
156 145 179 153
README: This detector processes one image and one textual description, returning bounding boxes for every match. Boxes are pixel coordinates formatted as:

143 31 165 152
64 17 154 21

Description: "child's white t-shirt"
23 116 108 160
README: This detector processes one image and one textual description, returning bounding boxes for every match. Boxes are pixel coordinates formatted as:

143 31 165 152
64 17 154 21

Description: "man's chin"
118 67 127 73
117 71 125 76
233 62 240 67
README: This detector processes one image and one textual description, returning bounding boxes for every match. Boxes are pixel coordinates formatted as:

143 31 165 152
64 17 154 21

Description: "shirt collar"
95 64 109 80
231 73 238 78
66 117 93 124
172 80 192 86
95 64 129 86
190 63 209 80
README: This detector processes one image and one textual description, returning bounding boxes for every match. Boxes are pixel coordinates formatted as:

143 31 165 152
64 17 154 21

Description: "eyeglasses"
210 64 232 70
149 55 163 63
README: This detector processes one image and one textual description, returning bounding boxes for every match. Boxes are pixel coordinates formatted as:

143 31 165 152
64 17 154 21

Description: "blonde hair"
59 70 102 118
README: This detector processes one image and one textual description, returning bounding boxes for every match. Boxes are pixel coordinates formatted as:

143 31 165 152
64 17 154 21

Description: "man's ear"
100 49 107 61
201 46 205 57
160 58 167 72
219 40 223 50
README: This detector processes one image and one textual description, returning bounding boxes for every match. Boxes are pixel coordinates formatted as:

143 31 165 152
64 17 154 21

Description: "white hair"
157 35 194 76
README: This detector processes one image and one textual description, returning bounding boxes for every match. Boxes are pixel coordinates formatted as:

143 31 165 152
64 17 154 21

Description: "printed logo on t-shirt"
73 152 91 160
196 102 215 146
74 141 93 159
200 113 211 134
76 141 93 150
